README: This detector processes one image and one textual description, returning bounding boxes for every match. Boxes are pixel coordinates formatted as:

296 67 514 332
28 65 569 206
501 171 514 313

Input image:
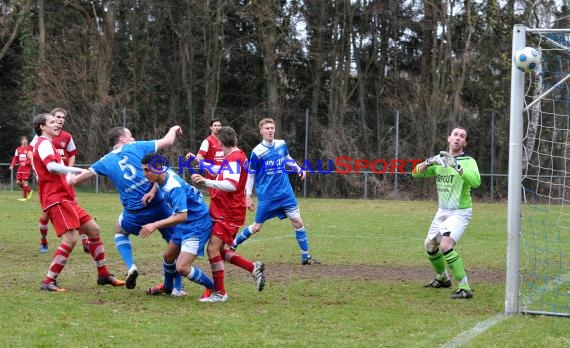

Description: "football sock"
174 273 182 292
427 249 448 280
234 226 253 246
443 249 469 288
80 233 89 248
114 233 134 269
188 266 214 290
163 260 177 290
221 248 254 272
295 228 310 260
39 217 49 246
44 243 72 284
209 255 226 294
23 186 30 198
88 236 109 277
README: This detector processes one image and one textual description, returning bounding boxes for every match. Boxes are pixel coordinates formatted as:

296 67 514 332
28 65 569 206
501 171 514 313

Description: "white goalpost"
507 24 570 317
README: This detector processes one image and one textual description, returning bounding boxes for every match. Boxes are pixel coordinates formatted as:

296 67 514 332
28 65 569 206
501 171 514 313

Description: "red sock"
43 243 72 284
209 255 225 294
22 186 29 198
39 217 49 246
221 248 254 273
80 233 88 247
88 236 109 277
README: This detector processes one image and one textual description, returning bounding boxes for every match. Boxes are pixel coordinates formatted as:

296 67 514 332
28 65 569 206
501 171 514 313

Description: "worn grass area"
0 190 567 347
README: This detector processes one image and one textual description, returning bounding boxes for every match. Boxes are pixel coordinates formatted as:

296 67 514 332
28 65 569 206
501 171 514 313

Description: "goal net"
507 25 570 317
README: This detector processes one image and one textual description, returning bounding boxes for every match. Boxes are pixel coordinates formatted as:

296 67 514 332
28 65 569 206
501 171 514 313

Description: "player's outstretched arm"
67 168 96 186
140 212 187 239
413 155 446 177
156 125 182 150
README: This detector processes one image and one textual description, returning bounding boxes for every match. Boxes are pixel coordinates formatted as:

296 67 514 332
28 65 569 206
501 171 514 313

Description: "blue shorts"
254 195 299 224
119 200 174 242
169 217 212 257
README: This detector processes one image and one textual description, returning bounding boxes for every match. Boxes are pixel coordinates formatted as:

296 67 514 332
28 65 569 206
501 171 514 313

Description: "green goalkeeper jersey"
413 154 481 209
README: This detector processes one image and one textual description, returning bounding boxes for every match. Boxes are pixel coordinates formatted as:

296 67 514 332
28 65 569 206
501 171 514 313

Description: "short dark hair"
141 152 159 165
210 119 222 126
33 113 51 136
108 127 127 147
217 126 237 147
140 152 168 173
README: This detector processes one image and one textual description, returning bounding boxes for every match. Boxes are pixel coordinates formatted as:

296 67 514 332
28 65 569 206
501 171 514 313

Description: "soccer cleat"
450 288 473 299
252 261 265 292
39 245 49 253
41 281 66 292
17 197 27 201
199 288 212 301
301 256 321 265
27 190 33 200
171 289 188 297
146 283 172 296
199 291 228 303
82 244 90 253
424 278 452 288
229 243 238 251
97 274 126 287
125 267 139 290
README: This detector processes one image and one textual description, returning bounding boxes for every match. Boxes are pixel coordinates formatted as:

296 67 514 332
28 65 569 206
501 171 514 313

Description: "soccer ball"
514 47 540 73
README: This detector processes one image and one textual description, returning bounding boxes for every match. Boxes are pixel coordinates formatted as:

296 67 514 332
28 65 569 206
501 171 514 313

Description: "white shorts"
426 208 472 243
181 238 200 255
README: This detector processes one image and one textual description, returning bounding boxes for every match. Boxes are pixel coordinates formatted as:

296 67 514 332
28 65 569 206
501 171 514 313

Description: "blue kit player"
231 118 320 265
140 153 214 298
67 125 183 292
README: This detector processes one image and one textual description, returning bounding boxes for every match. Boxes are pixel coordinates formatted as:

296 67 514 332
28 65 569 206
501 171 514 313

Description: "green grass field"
0 191 568 347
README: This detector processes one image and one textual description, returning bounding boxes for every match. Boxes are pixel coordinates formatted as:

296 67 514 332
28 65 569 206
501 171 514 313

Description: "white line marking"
441 314 507 348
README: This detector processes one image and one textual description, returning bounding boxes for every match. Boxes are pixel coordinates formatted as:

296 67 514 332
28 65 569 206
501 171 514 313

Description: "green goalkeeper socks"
444 249 469 288
427 249 447 280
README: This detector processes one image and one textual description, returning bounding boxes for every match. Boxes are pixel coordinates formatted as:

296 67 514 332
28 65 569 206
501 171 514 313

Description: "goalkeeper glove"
439 151 463 173
425 155 447 167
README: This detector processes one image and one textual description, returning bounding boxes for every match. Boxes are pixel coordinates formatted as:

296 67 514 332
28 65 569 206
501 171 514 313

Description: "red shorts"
211 219 240 246
16 169 32 181
46 201 92 237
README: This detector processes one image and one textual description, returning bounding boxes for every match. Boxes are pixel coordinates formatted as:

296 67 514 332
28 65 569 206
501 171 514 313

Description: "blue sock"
174 273 182 291
295 228 310 260
114 234 134 269
188 266 214 289
163 260 177 290
234 226 253 246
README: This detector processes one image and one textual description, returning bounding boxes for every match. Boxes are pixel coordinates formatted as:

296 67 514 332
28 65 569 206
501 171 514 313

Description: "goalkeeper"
412 127 480 299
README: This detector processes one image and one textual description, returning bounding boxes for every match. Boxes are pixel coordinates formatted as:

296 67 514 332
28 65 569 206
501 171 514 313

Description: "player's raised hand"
425 155 447 167
171 125 182 135
191 173 206 184
439 151 463 174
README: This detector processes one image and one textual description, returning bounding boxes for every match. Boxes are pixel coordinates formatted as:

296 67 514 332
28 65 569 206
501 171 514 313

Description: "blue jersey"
248 139 295 202
90 140 163 211
160 169 210 224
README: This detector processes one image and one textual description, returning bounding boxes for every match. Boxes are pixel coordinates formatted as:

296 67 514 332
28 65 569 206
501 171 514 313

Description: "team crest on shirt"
60 141 66 148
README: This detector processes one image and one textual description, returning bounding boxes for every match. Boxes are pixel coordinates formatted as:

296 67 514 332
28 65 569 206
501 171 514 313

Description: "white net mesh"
520 31 570 316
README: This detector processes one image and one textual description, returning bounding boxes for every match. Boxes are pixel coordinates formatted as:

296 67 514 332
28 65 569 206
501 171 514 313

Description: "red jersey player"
9 135 33 201
32 112 124 291
191 126 265 302
31 108 85 253
185 119 225 182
